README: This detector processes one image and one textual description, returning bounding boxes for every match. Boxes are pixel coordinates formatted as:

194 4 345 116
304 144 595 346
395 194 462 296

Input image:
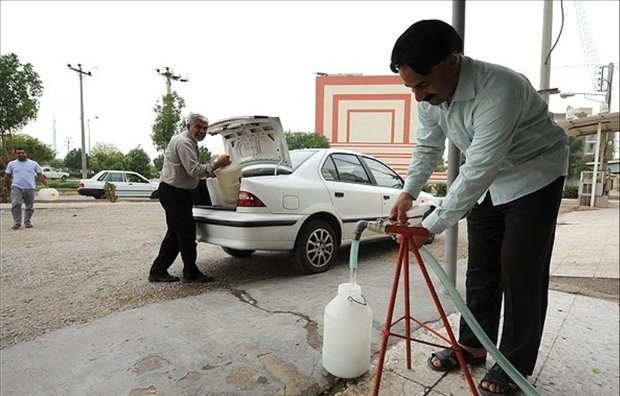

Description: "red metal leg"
371 235 408 396
372 226 479 396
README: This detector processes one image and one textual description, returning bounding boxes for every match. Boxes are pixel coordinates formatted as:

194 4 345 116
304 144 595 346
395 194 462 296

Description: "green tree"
568 136 585 178
198 146 213 164
125 146 154 178
153 154 164 172
0 53 44 137
89 143 124 172
0 53 44 167
151 92 186 153
285 131 330 150
0 133 54 166
48 158 63 169
64 148 84 172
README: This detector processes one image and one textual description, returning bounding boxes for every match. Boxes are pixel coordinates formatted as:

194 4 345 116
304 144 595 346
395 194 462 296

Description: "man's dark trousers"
459 176 565 376
150 182 201 278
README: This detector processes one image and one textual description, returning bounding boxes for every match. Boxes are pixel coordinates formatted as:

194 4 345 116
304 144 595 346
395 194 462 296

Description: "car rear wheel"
292 220 337 274
94 191 105 199
221 247 255 257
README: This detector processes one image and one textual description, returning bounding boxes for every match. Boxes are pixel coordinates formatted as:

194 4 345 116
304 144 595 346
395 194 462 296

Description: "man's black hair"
390 19 463 75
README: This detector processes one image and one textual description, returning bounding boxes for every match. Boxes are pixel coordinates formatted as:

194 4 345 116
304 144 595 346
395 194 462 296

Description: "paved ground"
338 200 620 396
0 198 618 396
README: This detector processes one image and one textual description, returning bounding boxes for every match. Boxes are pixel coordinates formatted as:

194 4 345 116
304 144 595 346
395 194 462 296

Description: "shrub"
104 182 118 202
563 186 579 199
434 182 447 197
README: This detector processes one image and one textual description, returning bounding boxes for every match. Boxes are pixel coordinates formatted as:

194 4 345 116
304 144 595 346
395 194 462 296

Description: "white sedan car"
78 170 159 199
193 116 438 274
41 166 70 180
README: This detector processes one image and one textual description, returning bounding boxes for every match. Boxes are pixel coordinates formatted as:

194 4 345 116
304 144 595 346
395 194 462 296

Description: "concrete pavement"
0 200 618 396
340 200 619 396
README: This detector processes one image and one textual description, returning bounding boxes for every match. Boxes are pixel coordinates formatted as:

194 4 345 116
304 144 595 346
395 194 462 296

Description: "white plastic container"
215 162 241 203
206 177 235 209
37 188 59 201
322 282 373 378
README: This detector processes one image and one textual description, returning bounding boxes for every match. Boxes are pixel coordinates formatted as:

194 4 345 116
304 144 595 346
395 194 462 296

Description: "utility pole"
539 0 553 104
598 62 614 196
602 62 614 110
65 137 73 155
87 116 99 154
155 66 188 95
67 63 92 178
52 116 57 156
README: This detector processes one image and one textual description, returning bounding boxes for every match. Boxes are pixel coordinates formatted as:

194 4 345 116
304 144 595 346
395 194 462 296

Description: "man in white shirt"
2 147 49 230
389 20 569 395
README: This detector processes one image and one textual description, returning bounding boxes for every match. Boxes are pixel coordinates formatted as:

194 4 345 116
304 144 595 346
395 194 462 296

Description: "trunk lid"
208 116 292 170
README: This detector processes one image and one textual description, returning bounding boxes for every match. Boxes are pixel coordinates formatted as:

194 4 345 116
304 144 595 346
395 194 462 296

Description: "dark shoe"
182 273 216 283
148 273 180 283
12 224 20 230
478 363 519 395
25 223 33 228
427 348 487 372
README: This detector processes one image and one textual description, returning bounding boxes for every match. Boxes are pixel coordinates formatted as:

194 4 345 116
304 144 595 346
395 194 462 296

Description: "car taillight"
237 191 265 207
79 182 85 187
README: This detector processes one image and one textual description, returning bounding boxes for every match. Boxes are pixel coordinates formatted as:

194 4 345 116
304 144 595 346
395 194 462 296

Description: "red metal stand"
371 225 479 396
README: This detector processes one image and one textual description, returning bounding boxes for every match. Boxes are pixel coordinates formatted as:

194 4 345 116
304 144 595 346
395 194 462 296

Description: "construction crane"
574 0 602 92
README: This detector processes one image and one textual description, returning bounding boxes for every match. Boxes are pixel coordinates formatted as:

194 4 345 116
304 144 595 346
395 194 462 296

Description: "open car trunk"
195 116 292 210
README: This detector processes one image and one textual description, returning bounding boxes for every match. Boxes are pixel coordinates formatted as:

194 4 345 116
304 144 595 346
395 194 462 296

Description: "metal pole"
68 63 92 178
539 0 553 103
87 118 91 154
599 62 614 198
78 69 87 178
87 116 98 154
604 63 614 109
444 0 466 286
591 122 602 207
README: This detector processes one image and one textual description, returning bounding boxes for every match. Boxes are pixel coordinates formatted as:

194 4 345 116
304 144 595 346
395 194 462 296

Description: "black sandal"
427 348 487 372
478 363 519 395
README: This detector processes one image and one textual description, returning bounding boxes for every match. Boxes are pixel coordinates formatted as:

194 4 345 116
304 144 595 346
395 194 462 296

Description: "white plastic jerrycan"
322 282 373 378
214 162 242 204
38 188 59 201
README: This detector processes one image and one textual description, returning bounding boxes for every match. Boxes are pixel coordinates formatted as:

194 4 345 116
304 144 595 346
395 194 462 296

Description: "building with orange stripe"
314 74 447 182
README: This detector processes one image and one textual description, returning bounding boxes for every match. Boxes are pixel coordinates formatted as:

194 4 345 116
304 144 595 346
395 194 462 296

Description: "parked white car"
78 170 159 199
193 116 438 274
41 166 70 180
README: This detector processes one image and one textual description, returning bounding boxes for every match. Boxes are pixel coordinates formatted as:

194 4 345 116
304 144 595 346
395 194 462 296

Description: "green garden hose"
418 246 542 396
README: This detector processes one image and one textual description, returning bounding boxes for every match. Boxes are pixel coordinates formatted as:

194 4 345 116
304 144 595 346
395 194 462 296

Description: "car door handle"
335 192 344 198
383 195 391 200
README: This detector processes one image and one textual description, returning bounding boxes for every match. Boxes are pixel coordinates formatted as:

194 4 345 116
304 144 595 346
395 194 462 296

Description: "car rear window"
290 150 317 170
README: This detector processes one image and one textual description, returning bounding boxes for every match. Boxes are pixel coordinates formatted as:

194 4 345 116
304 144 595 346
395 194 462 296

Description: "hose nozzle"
353 220 368 241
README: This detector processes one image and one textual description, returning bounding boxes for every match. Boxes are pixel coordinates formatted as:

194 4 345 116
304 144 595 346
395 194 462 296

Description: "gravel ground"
1 199 614 350
0 201 212 349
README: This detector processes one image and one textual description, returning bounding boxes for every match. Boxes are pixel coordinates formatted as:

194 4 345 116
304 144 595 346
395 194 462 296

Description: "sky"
1 0 618 160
